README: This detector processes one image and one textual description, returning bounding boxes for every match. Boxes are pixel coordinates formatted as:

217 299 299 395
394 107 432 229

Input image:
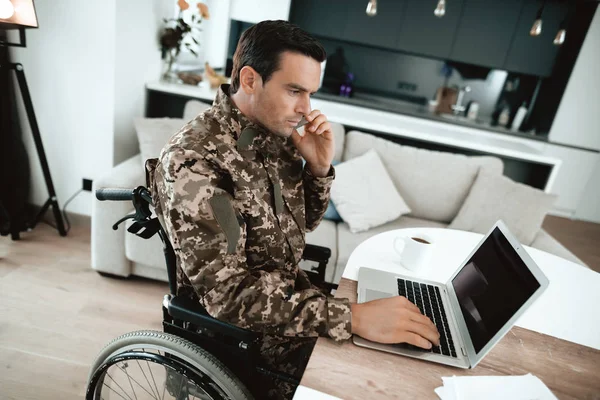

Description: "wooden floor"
0 221 168 400
543 215 600 272
0 215 598 399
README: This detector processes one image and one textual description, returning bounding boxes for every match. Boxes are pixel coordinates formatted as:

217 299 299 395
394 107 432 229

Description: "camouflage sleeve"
156 149 351 341
303 165 335 232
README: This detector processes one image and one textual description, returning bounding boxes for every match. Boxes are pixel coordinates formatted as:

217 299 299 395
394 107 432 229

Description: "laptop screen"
451 227 541 353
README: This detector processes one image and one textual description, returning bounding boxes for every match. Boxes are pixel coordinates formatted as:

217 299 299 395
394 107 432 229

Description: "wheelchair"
86 186 337 400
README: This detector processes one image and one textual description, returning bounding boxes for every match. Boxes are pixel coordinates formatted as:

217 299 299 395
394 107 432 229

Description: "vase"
162 49 180 83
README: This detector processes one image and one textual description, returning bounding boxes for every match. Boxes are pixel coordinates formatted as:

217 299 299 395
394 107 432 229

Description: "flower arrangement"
159 0 209 80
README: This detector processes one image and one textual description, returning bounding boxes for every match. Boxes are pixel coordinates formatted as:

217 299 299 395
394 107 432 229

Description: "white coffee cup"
393 234 434 271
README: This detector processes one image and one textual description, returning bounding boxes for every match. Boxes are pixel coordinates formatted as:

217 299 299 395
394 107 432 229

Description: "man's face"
250 51 321 137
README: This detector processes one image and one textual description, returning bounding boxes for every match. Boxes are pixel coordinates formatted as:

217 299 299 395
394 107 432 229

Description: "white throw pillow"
449 171 557 245
331 149 411 233
134 118 186 169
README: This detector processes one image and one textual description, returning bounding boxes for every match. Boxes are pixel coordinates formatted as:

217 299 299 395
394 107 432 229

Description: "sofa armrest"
91 154 146 276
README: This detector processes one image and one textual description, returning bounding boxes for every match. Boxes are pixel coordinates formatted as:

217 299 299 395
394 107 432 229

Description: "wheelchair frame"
88 185 337 398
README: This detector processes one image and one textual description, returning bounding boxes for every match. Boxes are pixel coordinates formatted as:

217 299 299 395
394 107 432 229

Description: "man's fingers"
398 296 421 314
290 129 303 146
308 114 327 132
406 319 440 347
306 109 321 122
410 311 438 332
399 332 433 350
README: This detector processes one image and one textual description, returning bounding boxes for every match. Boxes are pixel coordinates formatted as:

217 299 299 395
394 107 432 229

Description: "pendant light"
434 0 446 18
366 0 377 17
530 2 545 37
553 10 570 46
553 27 566 45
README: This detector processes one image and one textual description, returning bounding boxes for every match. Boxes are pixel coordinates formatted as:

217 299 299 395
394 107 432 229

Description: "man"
151 20 439 399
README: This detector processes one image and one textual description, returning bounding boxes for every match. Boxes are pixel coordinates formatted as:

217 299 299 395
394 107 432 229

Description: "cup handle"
393 236 406 257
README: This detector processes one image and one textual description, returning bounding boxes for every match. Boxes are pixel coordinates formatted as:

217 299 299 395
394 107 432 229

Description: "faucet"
451 85 471 115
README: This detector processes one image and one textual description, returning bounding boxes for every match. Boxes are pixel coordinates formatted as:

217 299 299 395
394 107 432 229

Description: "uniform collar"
213 84 286 154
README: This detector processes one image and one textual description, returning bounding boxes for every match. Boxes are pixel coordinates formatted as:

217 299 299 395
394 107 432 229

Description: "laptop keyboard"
397 278 458 358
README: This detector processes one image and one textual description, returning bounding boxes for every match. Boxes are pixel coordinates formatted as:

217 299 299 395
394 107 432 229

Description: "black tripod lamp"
1 0 67 238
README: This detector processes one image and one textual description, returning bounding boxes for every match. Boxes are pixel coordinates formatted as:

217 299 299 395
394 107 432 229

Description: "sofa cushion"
323 160 342 221
331 149 411 233
301 219 338 282
449 172 557 245
342 131 503 223
331 122 345 164
530 229 587 268
134 117 186 169
334 216 448 283
183 100 212 120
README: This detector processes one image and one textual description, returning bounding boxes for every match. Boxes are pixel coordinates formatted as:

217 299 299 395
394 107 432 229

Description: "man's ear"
239 66 262 94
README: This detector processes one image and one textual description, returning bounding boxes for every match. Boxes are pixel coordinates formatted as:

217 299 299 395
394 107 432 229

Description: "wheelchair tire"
87 330 254 400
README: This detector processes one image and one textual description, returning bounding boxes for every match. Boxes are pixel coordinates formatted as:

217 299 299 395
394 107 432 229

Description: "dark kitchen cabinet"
289 0 349 40
342 0 407 50
504 0 570 77
449 0 524 69
396 0 465 59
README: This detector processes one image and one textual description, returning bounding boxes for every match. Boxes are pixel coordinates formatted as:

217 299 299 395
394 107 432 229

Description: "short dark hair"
230 20 326 94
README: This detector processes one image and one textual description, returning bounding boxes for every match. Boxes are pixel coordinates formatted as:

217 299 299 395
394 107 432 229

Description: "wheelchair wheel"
87 330 254 400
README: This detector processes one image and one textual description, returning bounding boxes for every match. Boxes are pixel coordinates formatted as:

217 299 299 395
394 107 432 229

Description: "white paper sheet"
435 374 557 400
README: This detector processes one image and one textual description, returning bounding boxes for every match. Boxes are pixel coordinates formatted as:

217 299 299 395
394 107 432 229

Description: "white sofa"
91 103 587 283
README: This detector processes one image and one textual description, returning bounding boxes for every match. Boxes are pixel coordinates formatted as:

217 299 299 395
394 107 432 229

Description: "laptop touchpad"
365 289 394 302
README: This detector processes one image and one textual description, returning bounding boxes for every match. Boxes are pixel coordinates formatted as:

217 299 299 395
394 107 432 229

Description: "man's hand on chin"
291 110 335 177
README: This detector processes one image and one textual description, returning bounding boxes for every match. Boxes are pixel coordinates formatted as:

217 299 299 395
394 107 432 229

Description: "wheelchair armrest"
167 296 259 344
302 244 331 264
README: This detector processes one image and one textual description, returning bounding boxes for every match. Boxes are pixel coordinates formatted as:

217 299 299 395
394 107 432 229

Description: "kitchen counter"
312 91 550 144
145 80 562 191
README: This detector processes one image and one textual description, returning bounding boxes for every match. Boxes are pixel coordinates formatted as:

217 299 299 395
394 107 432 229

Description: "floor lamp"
0 0 67 238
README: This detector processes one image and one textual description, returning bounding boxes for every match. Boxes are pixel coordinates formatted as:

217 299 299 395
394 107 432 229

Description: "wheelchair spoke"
135 360 160 399
105 371 135 400
92 343 235 400
118 362 139 400
144 358 161 400
114 362 159 399
102 383 131 400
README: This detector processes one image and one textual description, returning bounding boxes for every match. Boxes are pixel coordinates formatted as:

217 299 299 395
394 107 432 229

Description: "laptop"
354 220 549 369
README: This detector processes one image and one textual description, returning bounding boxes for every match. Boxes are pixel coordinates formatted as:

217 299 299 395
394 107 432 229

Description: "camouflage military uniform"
150 84 352 399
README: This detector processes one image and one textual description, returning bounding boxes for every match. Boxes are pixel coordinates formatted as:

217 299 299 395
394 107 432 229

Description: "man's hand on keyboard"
351 296 440 349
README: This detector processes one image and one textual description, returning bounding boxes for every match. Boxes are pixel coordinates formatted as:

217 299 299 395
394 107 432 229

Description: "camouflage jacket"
150 85 352 341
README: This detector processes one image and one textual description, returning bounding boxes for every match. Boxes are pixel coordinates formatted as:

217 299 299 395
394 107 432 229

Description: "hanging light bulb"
553 28 566 45
530 2 545 37
366 0 377 17
434 0 446 18
553 16 567 45
0 0 15 19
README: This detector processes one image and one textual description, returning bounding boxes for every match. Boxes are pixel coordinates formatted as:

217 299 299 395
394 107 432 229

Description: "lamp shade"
0 0 38 29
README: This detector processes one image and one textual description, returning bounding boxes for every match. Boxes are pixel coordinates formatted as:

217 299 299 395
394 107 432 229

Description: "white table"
342 228 600 350
293 228 600 399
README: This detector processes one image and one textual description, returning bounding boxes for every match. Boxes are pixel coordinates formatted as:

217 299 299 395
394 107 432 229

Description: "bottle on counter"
498 105 511 127
511 102 528 132
466 101 480 121
339 72 355 98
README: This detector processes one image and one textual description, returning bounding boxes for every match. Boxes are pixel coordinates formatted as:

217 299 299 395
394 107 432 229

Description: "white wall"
113 0 173 165
575 157 600 223
549 7 600 151
9 0 172 216
10 0 117 216
549 7 600 222
229 0 291 25
202 0 233 69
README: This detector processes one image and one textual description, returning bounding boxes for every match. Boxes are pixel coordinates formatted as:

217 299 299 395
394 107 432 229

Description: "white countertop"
146 81 561 168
